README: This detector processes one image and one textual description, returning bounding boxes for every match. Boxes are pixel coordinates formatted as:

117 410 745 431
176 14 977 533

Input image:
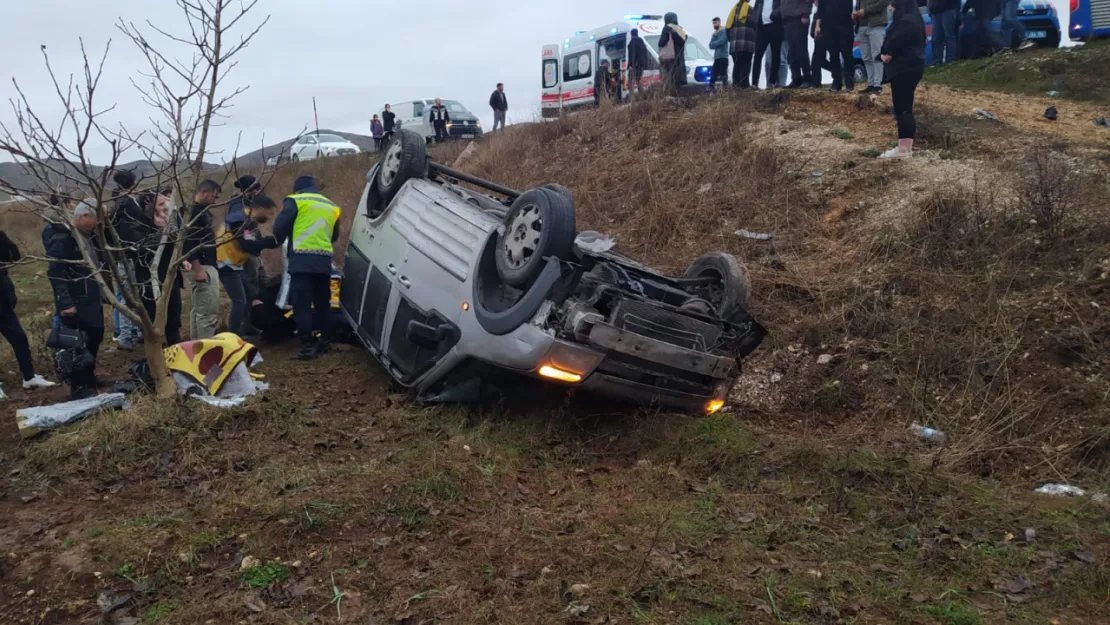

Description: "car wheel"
853 61 867 85
376 129 427 205
291 153 299 163
682 252 751 318
495 188 576 289
542 183 573 203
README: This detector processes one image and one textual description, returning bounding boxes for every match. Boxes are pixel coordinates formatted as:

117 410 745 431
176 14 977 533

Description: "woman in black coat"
879 0 926 159
657 12 688 93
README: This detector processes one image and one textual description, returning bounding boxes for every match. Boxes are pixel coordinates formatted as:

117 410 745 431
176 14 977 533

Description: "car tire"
683 252 751 318
376 129 427 205
542 183 573 203
495 188 576 289
291 153 299 163
853 61 867 85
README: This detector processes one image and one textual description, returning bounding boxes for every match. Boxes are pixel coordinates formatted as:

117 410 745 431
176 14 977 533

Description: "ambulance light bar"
624 14 663 20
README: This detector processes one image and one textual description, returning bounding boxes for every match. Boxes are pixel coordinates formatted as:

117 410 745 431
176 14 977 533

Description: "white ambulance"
541 14 715 117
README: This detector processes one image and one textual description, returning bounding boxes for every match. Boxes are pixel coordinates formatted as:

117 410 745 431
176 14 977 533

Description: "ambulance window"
564 50 592 81
413 101 426 117
543 60 559 88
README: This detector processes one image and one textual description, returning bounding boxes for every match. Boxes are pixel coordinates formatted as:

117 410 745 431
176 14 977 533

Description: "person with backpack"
879 0 926 159
726 0 757 89
658 12 688 93
0 230 56 393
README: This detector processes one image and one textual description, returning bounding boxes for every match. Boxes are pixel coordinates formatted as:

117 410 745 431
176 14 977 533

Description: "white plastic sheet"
16 393 129 438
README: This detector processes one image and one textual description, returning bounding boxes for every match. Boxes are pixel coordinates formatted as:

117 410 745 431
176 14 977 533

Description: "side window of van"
413 101 426 117
543 59 559 88
564 51 592 81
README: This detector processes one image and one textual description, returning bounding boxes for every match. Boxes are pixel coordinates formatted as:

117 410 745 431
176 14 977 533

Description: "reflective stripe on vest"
289 192 340 256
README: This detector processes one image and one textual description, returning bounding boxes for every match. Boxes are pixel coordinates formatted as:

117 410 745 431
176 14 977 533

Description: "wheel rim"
379 140 403 188
501 203 543 270
694 269 725 308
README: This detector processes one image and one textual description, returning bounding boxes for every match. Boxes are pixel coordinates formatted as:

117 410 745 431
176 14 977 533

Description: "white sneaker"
878 147 912 159
23 375 58 389
1017 39 1036 51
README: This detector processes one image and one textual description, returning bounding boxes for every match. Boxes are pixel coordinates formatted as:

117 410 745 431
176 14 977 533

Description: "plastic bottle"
909 423 947 444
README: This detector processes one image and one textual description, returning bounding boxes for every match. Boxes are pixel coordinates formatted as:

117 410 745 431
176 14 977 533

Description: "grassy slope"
927 40 1110 107
2 92 1109 625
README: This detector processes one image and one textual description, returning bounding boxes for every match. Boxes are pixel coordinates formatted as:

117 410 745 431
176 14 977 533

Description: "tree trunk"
141 331 177 399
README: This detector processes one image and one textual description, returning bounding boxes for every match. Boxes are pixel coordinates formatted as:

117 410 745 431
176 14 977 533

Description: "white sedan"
289 133 361 161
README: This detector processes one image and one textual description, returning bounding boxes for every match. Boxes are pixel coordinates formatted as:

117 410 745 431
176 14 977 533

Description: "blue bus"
1069 0 1110 39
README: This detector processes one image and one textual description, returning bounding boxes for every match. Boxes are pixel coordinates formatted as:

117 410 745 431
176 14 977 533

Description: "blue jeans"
931 9 960 64
1000 0 1024 48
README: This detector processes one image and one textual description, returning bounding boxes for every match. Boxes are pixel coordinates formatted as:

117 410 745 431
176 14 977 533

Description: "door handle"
398 276 411 288
387 263 397 274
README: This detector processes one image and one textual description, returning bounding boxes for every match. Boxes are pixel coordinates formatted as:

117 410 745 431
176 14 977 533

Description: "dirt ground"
2 79 1110 625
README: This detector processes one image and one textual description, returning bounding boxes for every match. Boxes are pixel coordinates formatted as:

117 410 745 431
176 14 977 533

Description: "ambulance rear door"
541 44 562 118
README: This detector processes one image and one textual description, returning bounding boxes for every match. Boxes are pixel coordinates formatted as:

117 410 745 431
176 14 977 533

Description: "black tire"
543 183 573 203
682 252 751 318
291 153 300 163
853 61 867 85
495 188 576 288
376 129 427 205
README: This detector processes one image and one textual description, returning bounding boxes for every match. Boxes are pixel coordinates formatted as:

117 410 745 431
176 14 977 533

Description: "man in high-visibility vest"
273 175 341 361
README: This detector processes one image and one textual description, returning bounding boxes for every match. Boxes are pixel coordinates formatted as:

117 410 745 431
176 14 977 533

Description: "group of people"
0 170 344 400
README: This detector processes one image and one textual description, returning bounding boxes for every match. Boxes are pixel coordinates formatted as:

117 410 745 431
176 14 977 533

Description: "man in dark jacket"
1 230 56 391
489 84 508 131
274 175 341 360
594 59 613 104
45 202 105 399
782 0 815 87
183 179 221 340
816 0 857 90
218 185 279 336
429 98 450 143
929 0 960 64
382 104 397 144
853 0 891 93
752 0 785 88
627 29 650 96
110 169 144 349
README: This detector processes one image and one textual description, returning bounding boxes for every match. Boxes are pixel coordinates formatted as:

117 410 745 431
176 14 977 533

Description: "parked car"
288 133 361 162
339 130 766 413
851 0 1062 82
383 99 483 143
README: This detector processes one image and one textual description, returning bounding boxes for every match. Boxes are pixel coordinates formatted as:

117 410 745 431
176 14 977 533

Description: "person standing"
138 190 184 345
727 0 757 89
709 17 731 90
183 179 221 340
854 0 891 93
45 202 105 399
219 176 278 336
489 83 508 131
370 115 384 151
1000 0 1031 51
594 59 613 104
0 230 56 391
627 29 650 96
752 0 785 88
429 98 450 143
879 0 926 158
817 0 858 90
929 0 960 64
110 170 142 350
382 104 396 144
658 12 688 94
274 176 341 361
782 0 815 87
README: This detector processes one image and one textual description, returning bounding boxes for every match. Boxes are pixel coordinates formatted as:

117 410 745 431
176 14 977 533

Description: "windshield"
314 134 347 143
644 34 713 61
440 100 471 114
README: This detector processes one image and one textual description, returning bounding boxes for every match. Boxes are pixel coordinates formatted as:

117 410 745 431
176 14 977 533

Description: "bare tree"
0 0 268 398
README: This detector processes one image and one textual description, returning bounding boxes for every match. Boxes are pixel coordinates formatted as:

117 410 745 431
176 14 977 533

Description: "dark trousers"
373 137 383 151
58 312 104 394
753 21 785 87
290 273 331 345
218 266 253 336
0 307 35 381
824 23 857 88
891 69 923 139
811 35 826 83
731 51 754 87
784 18 812 85
141 280 183 345
930 9 960 64
434 122 448 142
710 58 730 87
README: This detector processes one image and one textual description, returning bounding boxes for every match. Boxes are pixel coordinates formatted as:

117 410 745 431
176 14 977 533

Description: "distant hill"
230 130 377 169
0 158 220 196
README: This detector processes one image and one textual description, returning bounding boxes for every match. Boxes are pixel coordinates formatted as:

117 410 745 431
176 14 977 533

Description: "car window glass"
305 136 317 144
413 101 425 117
543 59 559 88
564 50 592 81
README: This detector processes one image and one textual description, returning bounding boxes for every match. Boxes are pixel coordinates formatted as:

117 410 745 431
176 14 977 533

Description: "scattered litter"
908 423 947 444
1024 528 1036 543
811 171 823 178
574 230 616 254
1043 107 1058 121
16 393 129 439
1096 117 1108 127
697 183 713 194
1047 90 1058 97
1035 484 1087 497
451 142 478 168
817 354 834 365
735 229 775 241
974 108 1001 122
0 383 6 400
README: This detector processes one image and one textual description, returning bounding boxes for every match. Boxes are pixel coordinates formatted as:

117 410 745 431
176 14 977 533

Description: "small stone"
569 583 590 597
239 555 261 571
26 589 34 596
817 354 834 365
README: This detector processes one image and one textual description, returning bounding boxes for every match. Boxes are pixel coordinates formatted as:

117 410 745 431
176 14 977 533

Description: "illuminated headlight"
535 341 604 384
446 122 453 128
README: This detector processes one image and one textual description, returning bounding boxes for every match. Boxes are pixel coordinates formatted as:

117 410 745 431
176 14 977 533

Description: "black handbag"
47 325 87 350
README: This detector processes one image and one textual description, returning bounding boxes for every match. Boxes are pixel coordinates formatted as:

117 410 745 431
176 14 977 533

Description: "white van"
384 99 484 143
541 14 715 117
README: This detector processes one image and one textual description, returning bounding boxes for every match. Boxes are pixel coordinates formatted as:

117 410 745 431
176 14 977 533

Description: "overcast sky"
2 0 1073 165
